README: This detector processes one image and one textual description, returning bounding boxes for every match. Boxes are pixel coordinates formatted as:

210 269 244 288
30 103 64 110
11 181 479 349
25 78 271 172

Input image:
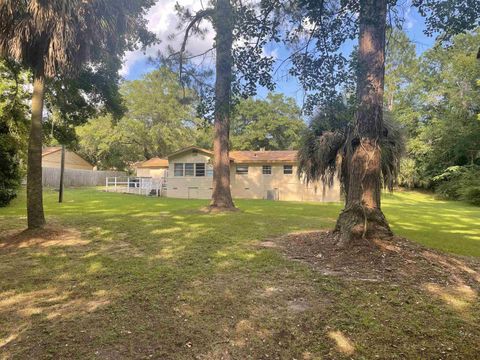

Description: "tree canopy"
76 67 201 170
231 93 305 151
0 60 29 206
388 29 480 204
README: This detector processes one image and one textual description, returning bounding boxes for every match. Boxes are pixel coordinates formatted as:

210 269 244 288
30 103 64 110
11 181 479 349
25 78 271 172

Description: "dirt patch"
0 225 89 250
262 230 480 288
287 298 311 313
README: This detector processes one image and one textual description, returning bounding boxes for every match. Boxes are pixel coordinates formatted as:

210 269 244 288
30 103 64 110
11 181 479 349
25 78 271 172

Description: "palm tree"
0 0 154 228
298 98 405 246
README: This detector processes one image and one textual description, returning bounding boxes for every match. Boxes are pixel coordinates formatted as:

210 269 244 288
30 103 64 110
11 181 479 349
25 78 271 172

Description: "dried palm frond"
297 128 346 187
297 108 405 195
380 114 406 191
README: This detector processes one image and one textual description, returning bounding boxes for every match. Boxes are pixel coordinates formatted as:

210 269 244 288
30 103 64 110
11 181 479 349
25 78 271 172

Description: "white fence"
105 177 166 197
42 167 126 187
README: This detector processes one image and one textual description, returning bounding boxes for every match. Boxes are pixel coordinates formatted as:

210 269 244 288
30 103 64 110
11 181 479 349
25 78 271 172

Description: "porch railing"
105 177 166 196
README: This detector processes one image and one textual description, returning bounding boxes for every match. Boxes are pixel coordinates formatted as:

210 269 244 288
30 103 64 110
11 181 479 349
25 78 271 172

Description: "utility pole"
59 145 65 203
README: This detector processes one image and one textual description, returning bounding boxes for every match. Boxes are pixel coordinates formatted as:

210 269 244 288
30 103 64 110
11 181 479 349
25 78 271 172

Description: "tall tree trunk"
210 0 235 209
335 0 391 246
27 69 46 229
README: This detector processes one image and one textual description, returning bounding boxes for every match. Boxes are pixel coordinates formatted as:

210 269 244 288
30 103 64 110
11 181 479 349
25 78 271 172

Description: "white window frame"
206 166 214 177
262 165 272 175
185 163 194 176
174 163 184 176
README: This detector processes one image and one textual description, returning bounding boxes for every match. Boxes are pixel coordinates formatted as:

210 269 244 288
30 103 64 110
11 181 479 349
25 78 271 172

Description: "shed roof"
137 157 169 168
42 147 62 157
41 146 94 168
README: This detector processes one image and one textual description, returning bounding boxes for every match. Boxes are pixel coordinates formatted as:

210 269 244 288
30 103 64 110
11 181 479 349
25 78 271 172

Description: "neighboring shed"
42 147 94 171
136 157 169 178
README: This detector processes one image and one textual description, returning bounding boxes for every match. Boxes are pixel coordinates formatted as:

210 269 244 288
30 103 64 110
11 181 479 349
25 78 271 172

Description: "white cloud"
120 0 215 78
262 47 279 60
404 8 414 30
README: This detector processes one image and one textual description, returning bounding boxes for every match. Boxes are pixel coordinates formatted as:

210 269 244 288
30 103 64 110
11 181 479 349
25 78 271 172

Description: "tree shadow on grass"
1 190 480 358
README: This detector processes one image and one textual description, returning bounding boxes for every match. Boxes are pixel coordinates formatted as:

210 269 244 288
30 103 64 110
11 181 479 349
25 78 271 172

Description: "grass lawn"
0 188 479 359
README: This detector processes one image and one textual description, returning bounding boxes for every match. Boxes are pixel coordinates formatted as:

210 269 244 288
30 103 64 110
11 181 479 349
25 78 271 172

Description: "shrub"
433 165 480 206
0 123 21 207
460 186 480 206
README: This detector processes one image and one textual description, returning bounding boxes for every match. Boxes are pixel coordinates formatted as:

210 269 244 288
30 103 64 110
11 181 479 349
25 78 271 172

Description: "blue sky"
122 2 436 106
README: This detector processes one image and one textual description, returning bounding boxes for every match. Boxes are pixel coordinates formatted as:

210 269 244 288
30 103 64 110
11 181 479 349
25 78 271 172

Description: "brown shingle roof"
165 146 298 164
137 157 169 168
167 146 214 159
230 150 297 164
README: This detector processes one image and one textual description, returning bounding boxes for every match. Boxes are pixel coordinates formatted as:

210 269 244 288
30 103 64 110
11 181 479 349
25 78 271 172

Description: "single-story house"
135 157 169 178
42 147 94 170
166 146 340 202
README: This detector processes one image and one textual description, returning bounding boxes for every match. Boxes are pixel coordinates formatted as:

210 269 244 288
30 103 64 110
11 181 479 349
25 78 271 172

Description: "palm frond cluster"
0 0 153 77
297 102 405 194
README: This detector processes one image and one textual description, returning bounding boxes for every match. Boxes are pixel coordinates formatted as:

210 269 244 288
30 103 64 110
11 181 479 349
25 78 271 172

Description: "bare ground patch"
262 230 480 288
0 224 89 250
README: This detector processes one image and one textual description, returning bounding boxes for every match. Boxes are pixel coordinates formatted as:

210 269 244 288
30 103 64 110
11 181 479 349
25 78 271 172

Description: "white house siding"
167 151 213 199
136 167 168 178
166 148 341 202
230 164 340 202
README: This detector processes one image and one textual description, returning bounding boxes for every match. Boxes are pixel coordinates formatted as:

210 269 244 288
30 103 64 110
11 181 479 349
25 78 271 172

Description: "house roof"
167 146 214 159
42 146 94 168
167 146 298 164
230 150 297 164
137 157 169 168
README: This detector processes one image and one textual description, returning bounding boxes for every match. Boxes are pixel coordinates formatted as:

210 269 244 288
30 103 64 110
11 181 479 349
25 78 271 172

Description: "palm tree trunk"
335 0 391 246
210 0 235 209
27 69 46 229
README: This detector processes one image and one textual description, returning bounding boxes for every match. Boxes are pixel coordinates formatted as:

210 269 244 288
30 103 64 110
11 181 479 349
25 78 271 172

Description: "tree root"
334 204 392 248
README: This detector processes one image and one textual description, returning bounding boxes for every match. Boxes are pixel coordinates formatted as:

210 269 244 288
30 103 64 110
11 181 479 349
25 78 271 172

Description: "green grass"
2 188 478 257
383 191 480 257
0 188 479 359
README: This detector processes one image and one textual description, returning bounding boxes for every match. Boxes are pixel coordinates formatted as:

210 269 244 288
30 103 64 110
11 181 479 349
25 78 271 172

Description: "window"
195 163 205 176
283 165 293 174
206 165 213 177
262 165 272 175
236 165 248 174
174 163 184 176
185 163 194 176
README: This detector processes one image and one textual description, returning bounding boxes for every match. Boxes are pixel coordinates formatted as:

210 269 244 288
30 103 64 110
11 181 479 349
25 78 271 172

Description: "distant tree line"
386 29 480 205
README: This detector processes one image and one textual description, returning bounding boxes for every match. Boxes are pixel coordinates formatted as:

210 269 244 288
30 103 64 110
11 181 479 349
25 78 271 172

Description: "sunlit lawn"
0 188 479 359
382 191 480 257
